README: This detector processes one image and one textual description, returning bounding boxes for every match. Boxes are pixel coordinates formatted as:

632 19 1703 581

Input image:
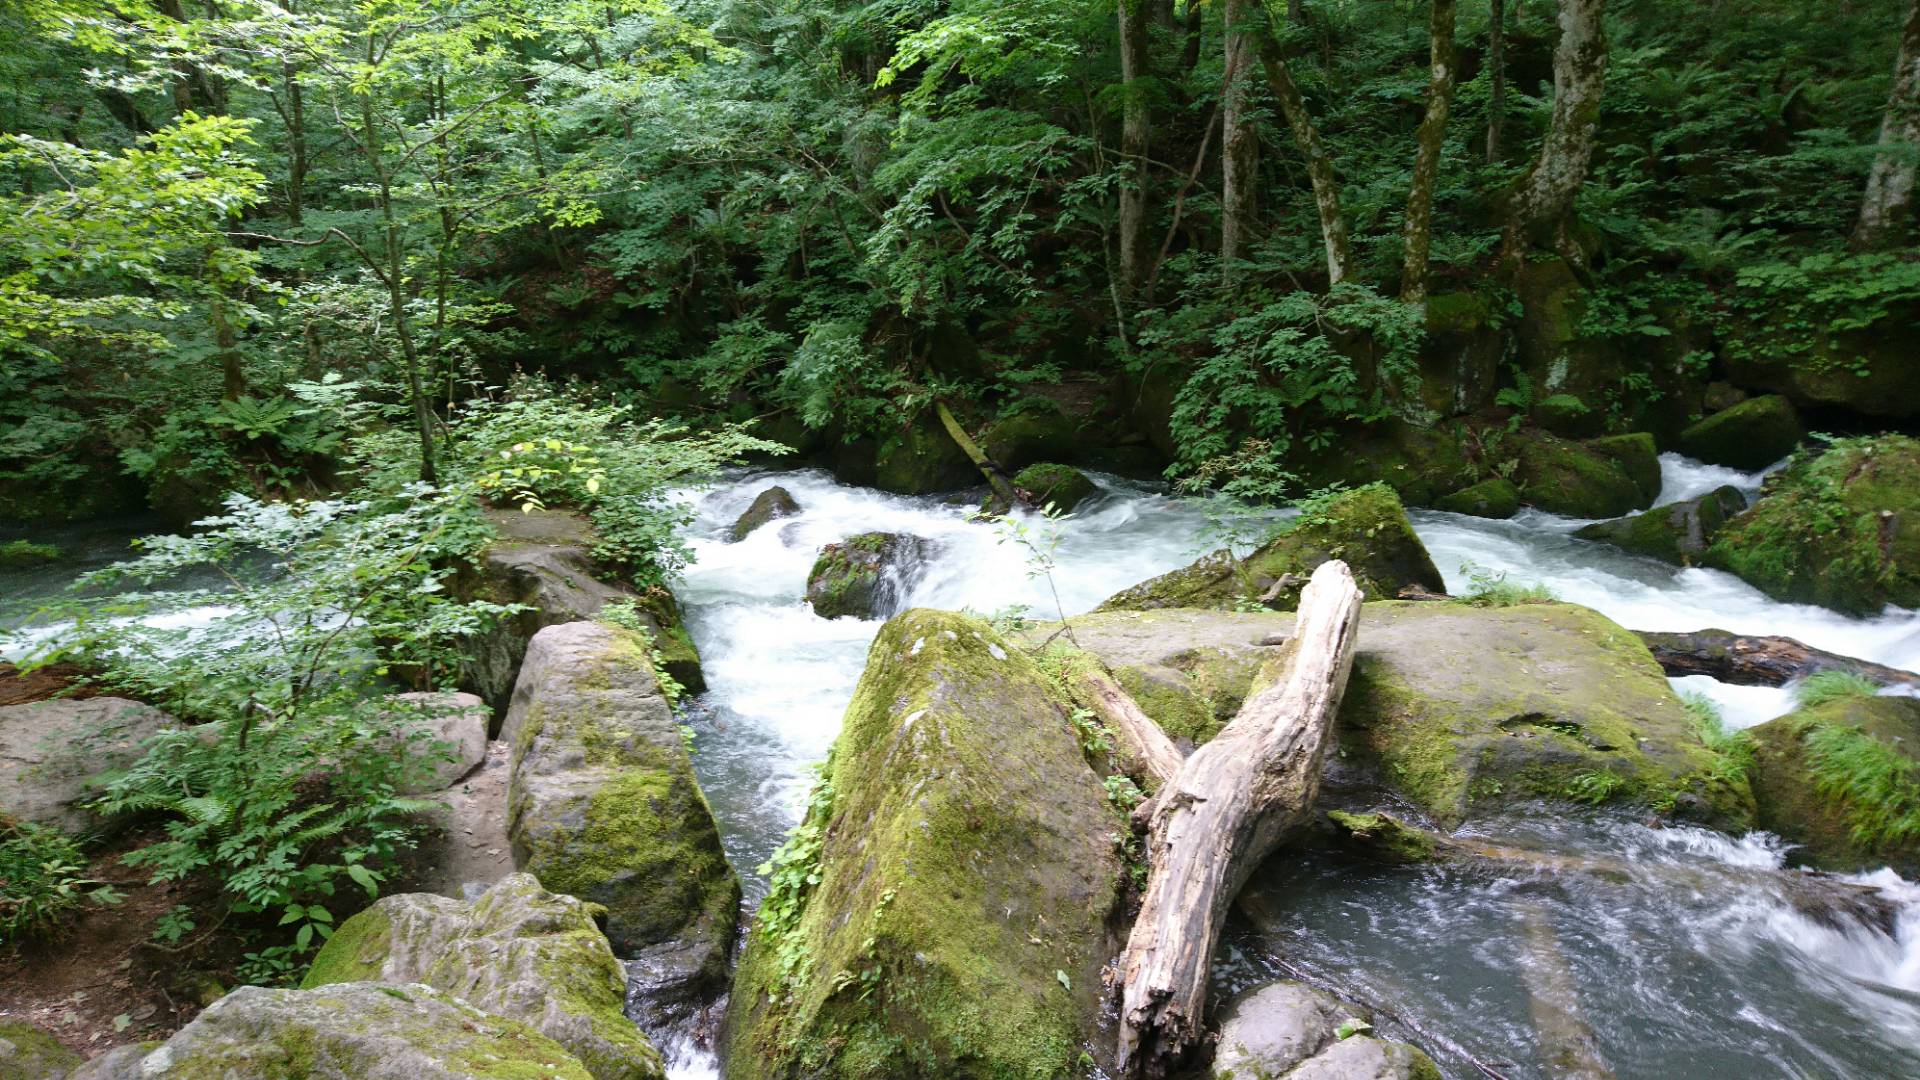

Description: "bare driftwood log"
1072 664 1184 790
1635 628 1920 690
1114 559 1364 1077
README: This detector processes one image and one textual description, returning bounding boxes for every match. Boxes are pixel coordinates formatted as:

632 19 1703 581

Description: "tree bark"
1401 0 1459 305
1115 560 1364 1077
1633 629 1920 691
1257 39 1350 284
1220 0 1262 277
935 402 1022 512
1855 0 1920 249
1071 664 1184 789
1117 0 1154 296
1486 0 1507 163
1505 0 1608 258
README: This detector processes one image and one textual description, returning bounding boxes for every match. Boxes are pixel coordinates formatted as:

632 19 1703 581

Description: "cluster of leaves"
0 817 123 945
754 764 838 996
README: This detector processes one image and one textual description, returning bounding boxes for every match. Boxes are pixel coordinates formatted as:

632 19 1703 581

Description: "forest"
1 0 1919 1077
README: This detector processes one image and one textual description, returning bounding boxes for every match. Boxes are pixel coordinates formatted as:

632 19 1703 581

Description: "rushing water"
668 455 1920 1080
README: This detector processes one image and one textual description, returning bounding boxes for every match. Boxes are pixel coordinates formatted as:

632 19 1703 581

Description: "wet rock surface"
804 532 934 619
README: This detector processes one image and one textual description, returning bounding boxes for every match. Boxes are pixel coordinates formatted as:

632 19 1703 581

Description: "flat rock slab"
404 738 514 900
0 697 174 833
1212 981 1437 1080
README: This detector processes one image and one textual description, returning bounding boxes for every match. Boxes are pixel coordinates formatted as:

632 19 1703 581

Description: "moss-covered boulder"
1433 477 1521 519
981 407 1081 473
0 540 61 569
1722 315 1920 420
1675 395 1803 471
1013 463 1098 513
502 622 739 1013
805 533 931 620
1574 485 1748 565
1705 436 1920 615
1055 603 1752 827
0 1019 82 1079
1296 419 1478 508
731 486 801 541
1511 430 1658 519
1211 981 1439 1080
1098 485 1444 612
874 417 976 495
725 610 1124 1080
1748 694 1920 872
82 982 592 1079
1587 433 1662 502
302 873 664 1080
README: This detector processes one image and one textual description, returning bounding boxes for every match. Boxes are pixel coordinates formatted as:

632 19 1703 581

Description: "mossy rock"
1748 695 1920 872
1587 432 1661 503
1705 435 1920 615
1433 477 1520 519
1511 430 1656 519
805 533 931 620
1097 484 1444 612
1297 419 1478 508
502 622 739 1013
726 610 1124 1080
731 486 802 541
302 874 664 1080
1012 463 1098 513
874 417 976 495
0 540 62 569
1722 316 1920 420
1575 485 1747 565
1676 395 1804 471
104 982 593 1079
1055 603 1753 828
981 407 1081 473
0 1019 82 1079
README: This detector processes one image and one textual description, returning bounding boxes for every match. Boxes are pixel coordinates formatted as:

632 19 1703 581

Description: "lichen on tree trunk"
1505 0 1608 260
1220 0 1263 277
1855 0 1920 249
1401 0 1459 305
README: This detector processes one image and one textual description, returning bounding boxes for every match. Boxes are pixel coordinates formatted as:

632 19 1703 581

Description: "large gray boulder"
378 691 488 794
1213 981 1437 1080
503 621 738 1020
0 697 174 833
69 982 592 1079
301 873 663 1080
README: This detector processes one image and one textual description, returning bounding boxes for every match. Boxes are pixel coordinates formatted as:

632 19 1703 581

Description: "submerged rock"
76 982 592 1079
1676 394 1803 471
1058 603 1750 826
805 532 932 619
1511 430 1659 519
503 621 739 1015
726 610 1124 1079
1212 981 1438 1080
1574 485 1747 565
1098 484 1443 613
1432 477 1520 519
301 873 664 1080
1013 462 1098 513
1749 694 1920 872
730 486 801 541
0 697 174 833
1706 436 1920 615
0 1019 83 1079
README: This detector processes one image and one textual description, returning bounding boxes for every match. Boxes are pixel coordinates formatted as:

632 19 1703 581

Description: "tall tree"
1401 0 1458 305
1855 0 1920 249
1220 0 1262 276
1505 0 1608 262
1258 28 1349 284
1117 0 1154 295
1486 0 1506 162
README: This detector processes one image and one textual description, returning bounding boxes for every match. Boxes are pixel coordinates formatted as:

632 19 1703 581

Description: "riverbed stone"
77 982 592 1079
1211 982 1437 1080
1297 420 1479 509
1574 485 1748 565
725 609 1125 1080
1433 477 1520 519
1052 602 1751 827
1748 694 1920 872
805 532 932 619
0 697 175 834
730 486 801 541
1013 462 1098 513
1511 430 1657 519
502 621 738 1014
300 873 663 1080
0 1019 83 1079
1705 435 1920 616
1098 484 1444 612
1675 394 1803 471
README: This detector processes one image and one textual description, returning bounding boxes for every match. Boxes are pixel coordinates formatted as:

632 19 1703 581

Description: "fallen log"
1634 628 1920 690
1114 559 1364 1077
934 401 1024 513
1069 663 1183 791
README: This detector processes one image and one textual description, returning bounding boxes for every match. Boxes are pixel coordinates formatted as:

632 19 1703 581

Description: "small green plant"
1103 773 1144 813
974 503 1076 644
1802 724 1920 851
1564 769 1626 805
0 540 61 568
1458 563 1558 607
1794 670 1882 709
1681 691 1754 786
0 818 122 944
756 763 837 996
1068 707 1114 757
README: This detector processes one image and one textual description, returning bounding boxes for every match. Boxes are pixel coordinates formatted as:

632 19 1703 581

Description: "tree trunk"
357 85 438 485
1505 0 1607 258
1633 629 1920 691
1855 0 1920 249
1114 560 1364 1077
1257 40 1350 284
935 402 1022 512
1117 0 1154 296
1071 664 1184 789
1486 0 1507 163
1220 0 1262 277
1401 0 1459 305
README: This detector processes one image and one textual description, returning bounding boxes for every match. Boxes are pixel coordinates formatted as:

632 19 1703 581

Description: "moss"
1706 436 1920 615
0 1019 83 1078
1433 477 1520 519
1325 811 1439 863
1574 485 1746 565
727 611 1123 1080
1297 420 1478 507
1511 430 1653 519
299 905 394 989
1011 463 1097 513
1586 432 1661 504
1676 395 1803 471
1750 695 1920 870
0 540 61 568
874 417 977 495
981 408 1080 473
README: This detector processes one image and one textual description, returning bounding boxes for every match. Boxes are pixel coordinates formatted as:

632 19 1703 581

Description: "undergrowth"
1794 670 1882 709
1802 724 1920 851
1458 563 1559 607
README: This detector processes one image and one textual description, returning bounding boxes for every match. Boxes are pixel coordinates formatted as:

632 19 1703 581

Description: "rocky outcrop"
874 416 976 495
0 1019 82 1079
70 982 593 1079
1706 436 1920 615
0 697 174 833
1511 430 1660 519
1098 485 1444 613
1723 316 1920 420
805 533 932 619
1212 982 1438 1080
1749 694 1920 872
1433 477 1520 519
730 486 801 541
1675 394 1803 471
1013 463 1098 513
1575 485 1747 565
1298 420 1478 509
378 692 488 794
726 610 1124 1079
1055 603 1751 827
301 873 664 1080
503 621 738 1016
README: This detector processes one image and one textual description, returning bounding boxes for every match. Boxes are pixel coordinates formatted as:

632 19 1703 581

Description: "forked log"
1114 559 1365 1077
1071 664 1184 790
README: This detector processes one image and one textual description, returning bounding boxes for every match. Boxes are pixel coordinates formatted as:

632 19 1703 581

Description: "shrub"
0 818 121 945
